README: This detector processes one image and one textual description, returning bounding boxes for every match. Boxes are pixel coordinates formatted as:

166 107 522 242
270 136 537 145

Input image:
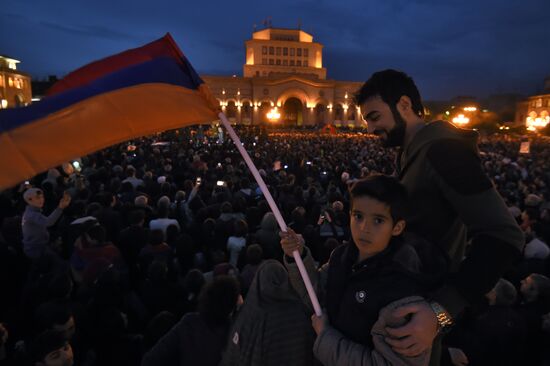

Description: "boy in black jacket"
281 174 438 365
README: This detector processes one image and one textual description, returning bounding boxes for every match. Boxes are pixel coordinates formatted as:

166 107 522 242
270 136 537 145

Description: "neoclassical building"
515 76 550 131
0 55 32 109
202 28 364 127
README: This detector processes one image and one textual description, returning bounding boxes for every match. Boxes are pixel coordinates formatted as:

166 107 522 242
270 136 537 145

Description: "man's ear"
397 95 412 114
392 219 406 236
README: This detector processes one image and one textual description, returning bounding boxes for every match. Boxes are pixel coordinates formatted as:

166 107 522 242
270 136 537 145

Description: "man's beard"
380 106 407 147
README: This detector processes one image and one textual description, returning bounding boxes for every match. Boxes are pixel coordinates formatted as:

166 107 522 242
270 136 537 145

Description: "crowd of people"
0 123 549 365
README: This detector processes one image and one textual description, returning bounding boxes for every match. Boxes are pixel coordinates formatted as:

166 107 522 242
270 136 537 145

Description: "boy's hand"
384 302 438 357
311 314 327 336
59 192 71 209
279 228 304 257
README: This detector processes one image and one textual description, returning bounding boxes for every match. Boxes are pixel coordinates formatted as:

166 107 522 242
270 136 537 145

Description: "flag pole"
218 112 322 316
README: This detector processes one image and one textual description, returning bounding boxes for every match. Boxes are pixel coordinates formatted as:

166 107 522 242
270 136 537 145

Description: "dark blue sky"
1 0 549 100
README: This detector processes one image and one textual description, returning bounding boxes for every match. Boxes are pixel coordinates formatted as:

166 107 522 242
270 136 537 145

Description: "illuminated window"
290 60 295 66
290 48 295 56
276 47 281 55
269 47 274 55
297 60 302 66
304 60 308 67
547 99 550 107
304 48 308 57
269 59 274 65
297 48 302 57
262 46 267 55
262 58 267 65
283 47 288 56
0 76 3 87
8 77 13 87
536 99 543 108
276 59 281 65
283 60 288 66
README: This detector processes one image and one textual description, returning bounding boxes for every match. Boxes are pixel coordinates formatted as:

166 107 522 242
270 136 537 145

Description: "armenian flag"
0 33 218 190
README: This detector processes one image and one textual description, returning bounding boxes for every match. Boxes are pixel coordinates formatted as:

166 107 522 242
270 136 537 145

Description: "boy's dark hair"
198 275 240 327
349 174 408 222
355 69 424 118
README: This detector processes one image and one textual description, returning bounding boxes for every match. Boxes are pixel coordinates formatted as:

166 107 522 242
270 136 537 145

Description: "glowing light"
343 104 348 111
222 89 226 95
445 111 450 116
0 99 7 109
345 92 348 99
328 104 332 110
526 115 549 130
267 107 281 121
452 114 470 125
463 106 477 112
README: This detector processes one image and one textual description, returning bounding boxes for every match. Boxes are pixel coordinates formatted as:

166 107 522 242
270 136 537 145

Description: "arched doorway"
226 101 237 123
315 103 326 125
283 97 303 127
241 101 252 125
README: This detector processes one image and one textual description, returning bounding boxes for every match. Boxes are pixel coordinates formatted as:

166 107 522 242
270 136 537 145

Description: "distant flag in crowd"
0 33 218 190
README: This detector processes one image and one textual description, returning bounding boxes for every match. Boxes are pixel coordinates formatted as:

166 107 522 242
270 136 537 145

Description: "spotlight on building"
267 107 281 122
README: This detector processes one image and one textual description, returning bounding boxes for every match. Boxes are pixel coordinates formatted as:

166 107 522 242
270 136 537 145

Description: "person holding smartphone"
22 188 71 261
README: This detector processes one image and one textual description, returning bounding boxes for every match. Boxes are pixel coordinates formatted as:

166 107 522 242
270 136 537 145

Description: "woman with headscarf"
220 260 314 366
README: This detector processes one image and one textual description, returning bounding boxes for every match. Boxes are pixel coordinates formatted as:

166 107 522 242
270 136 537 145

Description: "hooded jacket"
220 260 314 366
397 121 523 317
256 213 283 260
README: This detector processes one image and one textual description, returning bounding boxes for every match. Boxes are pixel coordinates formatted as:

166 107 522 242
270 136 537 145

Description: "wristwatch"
429 301 454 333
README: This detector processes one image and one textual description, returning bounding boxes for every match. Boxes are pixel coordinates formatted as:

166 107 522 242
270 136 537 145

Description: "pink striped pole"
218 113 322 316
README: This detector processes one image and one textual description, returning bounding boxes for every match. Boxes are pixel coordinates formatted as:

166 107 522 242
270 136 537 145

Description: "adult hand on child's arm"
384 302 438 357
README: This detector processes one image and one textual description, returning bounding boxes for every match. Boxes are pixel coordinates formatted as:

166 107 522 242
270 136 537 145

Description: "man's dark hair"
246 244 263 265
198 275 240 327
349 174 408 222
128 209 146 226
34 300 72 333
355 69 424 118
150 229 165 246
233 219 248 237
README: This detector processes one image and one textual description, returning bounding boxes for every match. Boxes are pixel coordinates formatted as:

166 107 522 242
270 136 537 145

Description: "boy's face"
350 196 405 261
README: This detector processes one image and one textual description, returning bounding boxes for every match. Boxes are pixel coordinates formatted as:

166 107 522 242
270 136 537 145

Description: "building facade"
515 76 550 131
202 28 364 127
0 55 32 109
